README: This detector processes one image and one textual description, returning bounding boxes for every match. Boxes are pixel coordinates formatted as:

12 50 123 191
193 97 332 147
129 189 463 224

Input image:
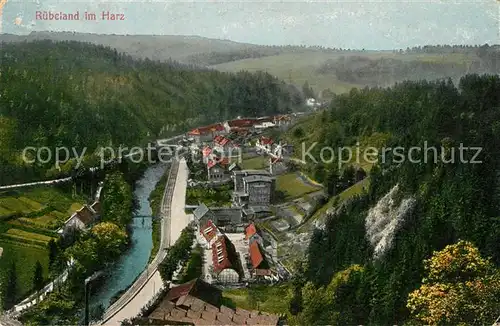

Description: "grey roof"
250 205 271 213
211 207 242 219
233 169 271 176
243 175 273 183
228 163 241 171
193 203 210 220
244 206 271 214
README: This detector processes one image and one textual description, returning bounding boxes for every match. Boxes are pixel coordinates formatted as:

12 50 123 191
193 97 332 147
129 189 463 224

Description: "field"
0 239 50 298
304 177 371 228
212 51 478 95
186 184 232 207
0 186 85 299
222 283 290 314
275 173 321 200
240 156 269 170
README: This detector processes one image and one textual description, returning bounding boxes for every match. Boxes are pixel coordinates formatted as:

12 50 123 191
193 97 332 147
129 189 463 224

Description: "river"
90 163 168 311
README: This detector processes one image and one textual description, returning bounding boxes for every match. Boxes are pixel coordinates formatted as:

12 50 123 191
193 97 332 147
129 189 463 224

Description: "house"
254 121 276 130
199 220 220 249
194 204 244 228
306 98 316 107
212 235 244 283
269 156 288 175
232 170 272 193
90 201 101 219
254 117 276 130
146 278 280 325
187 123 226 144
232 170 274 207
245 223 263 246
57 204 99 237
255 136 274 152
201 146 212 163
194 204 216 228
234 175 274 207
249 241 270 273
273 115 292 128
207 156 230 180
243 206 272 219
210 207 244 226
223 119 257 133
213 135 239 154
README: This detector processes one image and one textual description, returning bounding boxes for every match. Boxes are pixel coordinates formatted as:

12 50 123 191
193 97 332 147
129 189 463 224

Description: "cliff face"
365 184 416 260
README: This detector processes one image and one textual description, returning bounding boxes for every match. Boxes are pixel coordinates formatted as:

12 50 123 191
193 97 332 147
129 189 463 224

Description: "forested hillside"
0 40 302 185
317 45 500 87
286 75 500 325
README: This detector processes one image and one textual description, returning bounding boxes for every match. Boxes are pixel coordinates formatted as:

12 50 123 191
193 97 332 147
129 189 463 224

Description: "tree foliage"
2 261 18 309
407 241 500 325
32 261 44 292
293 74 500 325
0 40 302 185
159 225 195 283
102 171 134 227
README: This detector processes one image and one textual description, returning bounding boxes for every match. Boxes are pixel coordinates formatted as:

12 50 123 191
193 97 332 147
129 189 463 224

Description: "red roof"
212 236 234 273
201 220 217 243
249 241 264 269
207 160 216 169
165 278 198 302
257 117 273 123
188 123 225 136
260 136 273 145
231 127 250 133
202 146 212 158
274 115 289 121
217 157 230 165
255 269 272 276
214 135 231 147
245 223 257 240
76 206 94 226
227 119 257 128
271 157 281 164
207 156 230 169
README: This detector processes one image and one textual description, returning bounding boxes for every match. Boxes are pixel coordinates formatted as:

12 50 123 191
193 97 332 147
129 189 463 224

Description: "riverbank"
90 163 167 311
147 165 170 263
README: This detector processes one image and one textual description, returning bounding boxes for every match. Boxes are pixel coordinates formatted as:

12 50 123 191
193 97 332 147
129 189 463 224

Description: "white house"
255 136 274 152
57 204 100 237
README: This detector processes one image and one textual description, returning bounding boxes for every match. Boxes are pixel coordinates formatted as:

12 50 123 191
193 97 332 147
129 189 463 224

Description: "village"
178 113 314 286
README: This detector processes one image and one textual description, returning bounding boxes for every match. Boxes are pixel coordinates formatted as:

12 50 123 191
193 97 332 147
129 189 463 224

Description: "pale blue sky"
1 0 499 49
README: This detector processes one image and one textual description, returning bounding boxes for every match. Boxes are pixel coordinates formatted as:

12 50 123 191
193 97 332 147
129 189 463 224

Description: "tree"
292 126 305 139
325 168 339 197
91 222 128 263
33 261 44 292
407 241 500 325
102 171 133 227
302 81 315 99
48 239 61 274
2 261 18 309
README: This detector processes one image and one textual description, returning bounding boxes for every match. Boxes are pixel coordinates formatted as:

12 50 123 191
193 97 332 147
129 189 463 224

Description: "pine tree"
48 239 59 273
33 261 44 291
3 261 18 309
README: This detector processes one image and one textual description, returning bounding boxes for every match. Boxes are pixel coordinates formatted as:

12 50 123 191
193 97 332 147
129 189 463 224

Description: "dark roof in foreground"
147 278 280 325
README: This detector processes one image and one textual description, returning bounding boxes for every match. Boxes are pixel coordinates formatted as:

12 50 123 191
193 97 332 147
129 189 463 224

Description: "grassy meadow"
0 186 85 299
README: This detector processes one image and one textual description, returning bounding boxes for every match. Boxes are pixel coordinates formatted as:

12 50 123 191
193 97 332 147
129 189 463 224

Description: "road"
100 158 190 326
168 158 192 244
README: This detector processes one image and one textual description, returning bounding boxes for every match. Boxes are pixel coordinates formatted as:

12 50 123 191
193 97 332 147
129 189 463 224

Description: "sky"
0 0 498 49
